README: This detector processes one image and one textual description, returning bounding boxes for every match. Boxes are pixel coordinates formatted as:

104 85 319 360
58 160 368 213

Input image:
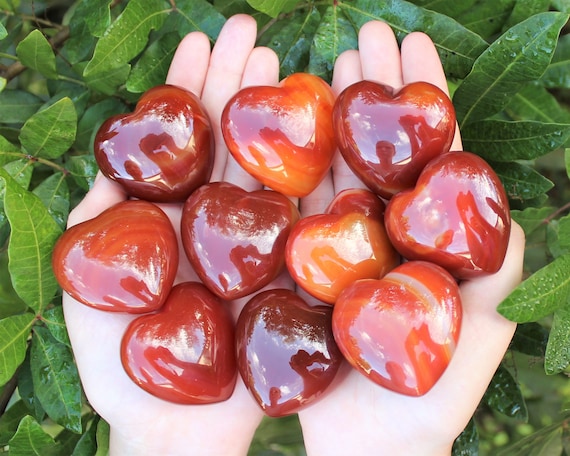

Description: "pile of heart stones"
53 73 511 417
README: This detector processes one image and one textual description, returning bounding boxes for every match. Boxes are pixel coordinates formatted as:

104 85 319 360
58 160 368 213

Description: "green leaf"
126 32 179 93
1 169 62 314
83 0 170 94
510 322 549 356
541 34 570 89
0 313 34 386
94 419 110 456
17 352 46 422
246 0 299 17
31 326 82 433
75 98 128 151
452 0 514 39
8 415 60 456
505 83 570 124
0 22 6 40
15 29 57 79
557 212 570 253
0 90 44 124
42 306 70 347
503 0 550 31
19 97 77 159
258 7 321 78
0 249 27 319
452 418 478 456
462 120 570 162
66 154 98 192
167 0 225 41
544 304 570 374
511 206 554 236
308 5 357 82
0 401 29 446
71 416 99 456
454 12 568 127
32 172 70 229
498 253 570 322
493 161 554 202
483 364 528 420
0 135 22 165
339 0 488 79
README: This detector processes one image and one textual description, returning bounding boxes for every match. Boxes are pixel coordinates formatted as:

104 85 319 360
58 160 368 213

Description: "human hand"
62 15 287 456
297 21 525 455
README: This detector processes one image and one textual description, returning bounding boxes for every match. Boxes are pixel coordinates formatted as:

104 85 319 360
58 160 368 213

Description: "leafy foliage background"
1 0 570 454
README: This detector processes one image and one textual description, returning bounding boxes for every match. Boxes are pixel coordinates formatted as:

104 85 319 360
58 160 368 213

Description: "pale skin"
62 14 526 456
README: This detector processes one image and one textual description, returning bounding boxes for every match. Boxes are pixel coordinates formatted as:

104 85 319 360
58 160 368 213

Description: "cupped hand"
297 21 525 455
62 15 288 456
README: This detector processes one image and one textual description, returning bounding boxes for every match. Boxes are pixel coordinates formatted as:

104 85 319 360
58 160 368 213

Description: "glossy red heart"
94 84 214 202
333 261 462 396
121 282 237 404
385 151 511 278
286 188 399 304
181 182 300 300
236 289 343 417
52 200 178 313
333 80 456 199
221 73 336 197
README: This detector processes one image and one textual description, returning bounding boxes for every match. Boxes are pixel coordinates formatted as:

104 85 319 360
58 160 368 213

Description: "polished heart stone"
181 182 300 300
52 200 178 313
385 151 511 278
333 261 462 396
95 84 214 202
333 80 456 199
236 289 343 417
121 282 237 404
221 73 336 197
286 188 399 304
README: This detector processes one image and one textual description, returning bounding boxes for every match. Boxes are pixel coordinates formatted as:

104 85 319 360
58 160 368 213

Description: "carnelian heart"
181 182 300 300
52 200 178 313
385 151 511 278
286 188 399 304
333 261 462 396
236 289 343 417
333 80 456 199
121 282 237 404
94 84 214 202
221 73 336 197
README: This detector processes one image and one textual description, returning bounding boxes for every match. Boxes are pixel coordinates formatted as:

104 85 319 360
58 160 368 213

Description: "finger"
427 221 525 431
201 14 258 182
67 173 127 228
165 31 211 97
330 50 368 195
222 46 280 191
401 32 462 150
359 21 403 89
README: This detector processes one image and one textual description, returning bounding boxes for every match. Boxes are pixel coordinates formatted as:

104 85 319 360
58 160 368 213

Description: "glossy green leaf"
503 0 550 31
483 364 528 420
1 169 62 314
94 419 110 456
462 120 570 161
0 90 44 124
544 305 570 374
0 313 34 386
339 0 488 79
83 0 112 37
15 29 57 79
0 135 22 165
0 22 6 40
308 6 357 82
498 253 570 322
75 98 128 151
258 7 321 78
246 0 299 17
541 34 570 89
451 418 478 456
454 12 568 127
8 415 60 456
167 0 225 41
452 0 514 39
493 161 554 202
19 97 77 159
510 322 549 356
83 0 170 94
505 83 570 124
42 306 70 347
0 401 29 446
17 352 46 422
126 32 179 93
67 155 98 192
71 416 99 456
511 206 554 236
30 326 82 433
32 172 70 229
0 249 27 319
